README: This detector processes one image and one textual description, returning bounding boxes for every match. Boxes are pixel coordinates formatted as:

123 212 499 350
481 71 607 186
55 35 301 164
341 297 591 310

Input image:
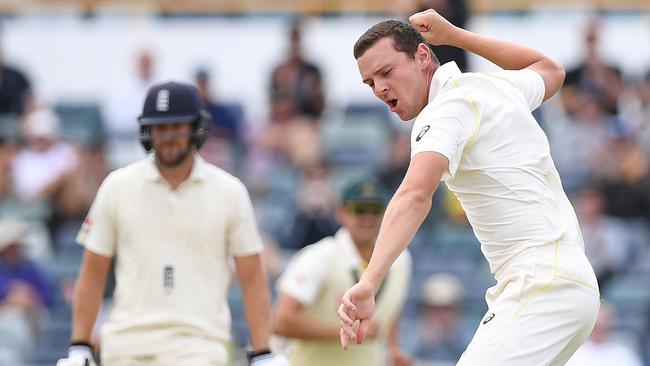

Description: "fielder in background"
57 81 289 366
338 9 600 366
273 177 412 366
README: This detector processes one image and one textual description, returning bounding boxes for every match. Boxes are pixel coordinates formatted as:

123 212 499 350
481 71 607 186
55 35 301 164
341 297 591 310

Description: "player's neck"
157 154 195 190
355 241 374 263
424 64 439 102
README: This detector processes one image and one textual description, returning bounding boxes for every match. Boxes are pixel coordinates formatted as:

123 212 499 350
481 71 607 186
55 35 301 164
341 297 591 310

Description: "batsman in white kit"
337 9 600 366
57 81 289 366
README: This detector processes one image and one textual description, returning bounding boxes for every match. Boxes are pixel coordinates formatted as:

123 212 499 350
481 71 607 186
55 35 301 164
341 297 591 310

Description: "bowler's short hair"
353 19 439 64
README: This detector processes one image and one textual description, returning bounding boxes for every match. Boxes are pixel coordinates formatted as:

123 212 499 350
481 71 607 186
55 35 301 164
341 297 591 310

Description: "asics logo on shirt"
483 312 495 325
416 125 430 142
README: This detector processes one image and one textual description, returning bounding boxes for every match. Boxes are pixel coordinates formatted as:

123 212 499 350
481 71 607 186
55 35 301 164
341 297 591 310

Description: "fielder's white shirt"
411 62 583 272
277 229 412 366
277 229 412 306
77 155 264 356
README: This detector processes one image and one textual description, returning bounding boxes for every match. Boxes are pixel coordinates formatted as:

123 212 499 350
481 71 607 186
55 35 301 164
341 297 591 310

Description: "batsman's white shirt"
77 155 263 358
411 62 600 365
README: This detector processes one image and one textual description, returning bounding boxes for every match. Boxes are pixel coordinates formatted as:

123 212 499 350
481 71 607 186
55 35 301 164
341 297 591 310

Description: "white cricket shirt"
77 155 264 356
277 229 412 366
411 62 584 272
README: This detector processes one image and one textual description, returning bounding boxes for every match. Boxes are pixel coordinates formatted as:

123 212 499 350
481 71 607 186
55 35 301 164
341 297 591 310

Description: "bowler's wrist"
359 276 380 294
446 27 471 49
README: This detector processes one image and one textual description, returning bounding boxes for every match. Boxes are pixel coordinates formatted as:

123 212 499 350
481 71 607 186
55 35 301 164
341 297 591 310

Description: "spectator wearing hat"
0 219 54 363
0 219 54 313
413 273 468 365
273 176 413 366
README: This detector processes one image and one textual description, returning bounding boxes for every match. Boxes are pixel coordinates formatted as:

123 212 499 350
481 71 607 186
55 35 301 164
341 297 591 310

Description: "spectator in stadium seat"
0 219 54 324
0 33 33 115
195 68 243 143
11 107 79 202
574 185 632 291
102 49 155 168
262 20 325 172
270 20 325 123
635 71 650 159
0 136 17 200
593 117 650 220
379 130 412 195
279 162 339 250
194 68 246 173
562 18 623 116
51 142 109 249
413 273 468 364
547 89 611 194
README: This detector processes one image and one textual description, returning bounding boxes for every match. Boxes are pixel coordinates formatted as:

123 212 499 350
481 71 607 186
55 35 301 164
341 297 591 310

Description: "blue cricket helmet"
138 81 210 152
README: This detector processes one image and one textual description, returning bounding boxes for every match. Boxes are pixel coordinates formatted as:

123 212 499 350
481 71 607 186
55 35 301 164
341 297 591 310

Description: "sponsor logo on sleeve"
77 217 92 242
482 312 495 325
416 125 430 142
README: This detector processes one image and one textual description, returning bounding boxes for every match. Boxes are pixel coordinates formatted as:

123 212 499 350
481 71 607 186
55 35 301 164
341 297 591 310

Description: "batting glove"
248 349 291 366
56 342 97 366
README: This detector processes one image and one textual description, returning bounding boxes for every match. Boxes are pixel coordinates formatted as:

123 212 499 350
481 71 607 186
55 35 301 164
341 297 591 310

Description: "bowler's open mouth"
388 99 398 110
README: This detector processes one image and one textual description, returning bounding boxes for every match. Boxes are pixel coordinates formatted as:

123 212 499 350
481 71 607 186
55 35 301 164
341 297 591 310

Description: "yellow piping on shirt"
450 77 480 148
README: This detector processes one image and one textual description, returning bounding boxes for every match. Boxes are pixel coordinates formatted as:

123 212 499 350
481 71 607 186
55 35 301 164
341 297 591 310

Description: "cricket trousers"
457 241 600 366
101 338 229 366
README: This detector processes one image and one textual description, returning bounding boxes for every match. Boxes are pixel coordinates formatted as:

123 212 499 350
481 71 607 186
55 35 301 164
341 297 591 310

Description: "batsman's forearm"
71 290 102 342
71 261 108 342
362 189 431 291
241 271 272 351
447 28 551 72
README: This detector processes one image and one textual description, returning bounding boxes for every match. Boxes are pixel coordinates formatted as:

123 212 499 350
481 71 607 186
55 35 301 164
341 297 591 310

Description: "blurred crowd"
1 2 650 365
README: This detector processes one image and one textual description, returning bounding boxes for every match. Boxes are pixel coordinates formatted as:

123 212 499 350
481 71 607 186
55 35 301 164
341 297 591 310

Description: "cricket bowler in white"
337 9 600 366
